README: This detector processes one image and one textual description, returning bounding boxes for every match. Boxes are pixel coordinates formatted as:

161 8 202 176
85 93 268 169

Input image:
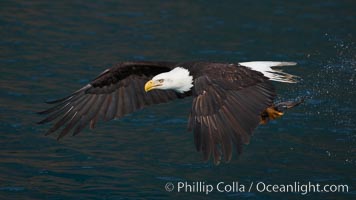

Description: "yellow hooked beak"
144 80 160 92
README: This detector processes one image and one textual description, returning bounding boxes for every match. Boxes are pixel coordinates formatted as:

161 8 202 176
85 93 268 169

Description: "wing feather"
105 90 118 121
189 63 276 164
38 61 186 138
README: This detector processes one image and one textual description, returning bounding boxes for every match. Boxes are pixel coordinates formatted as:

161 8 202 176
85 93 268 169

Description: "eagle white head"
144 67 193 93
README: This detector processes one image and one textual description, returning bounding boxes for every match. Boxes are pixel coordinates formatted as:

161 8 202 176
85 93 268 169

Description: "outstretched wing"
38 61 185 139
187 63 276 164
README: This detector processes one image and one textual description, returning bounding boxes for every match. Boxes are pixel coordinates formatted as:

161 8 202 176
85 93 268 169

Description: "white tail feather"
239 61 299 83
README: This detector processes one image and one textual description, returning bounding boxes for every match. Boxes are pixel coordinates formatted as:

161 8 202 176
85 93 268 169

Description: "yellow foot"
266 107 284 120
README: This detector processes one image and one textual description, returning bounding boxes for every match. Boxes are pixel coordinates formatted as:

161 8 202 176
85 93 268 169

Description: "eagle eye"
158 79 164 83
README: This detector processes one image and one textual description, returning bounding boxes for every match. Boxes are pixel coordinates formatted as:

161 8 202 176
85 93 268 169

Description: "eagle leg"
260 98 304 124
260 107 283 124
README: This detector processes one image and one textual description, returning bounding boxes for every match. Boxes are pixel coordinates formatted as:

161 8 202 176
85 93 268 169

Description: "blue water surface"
0 1 355 199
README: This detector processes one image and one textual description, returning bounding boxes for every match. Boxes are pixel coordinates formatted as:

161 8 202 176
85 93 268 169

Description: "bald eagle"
38 61 302 164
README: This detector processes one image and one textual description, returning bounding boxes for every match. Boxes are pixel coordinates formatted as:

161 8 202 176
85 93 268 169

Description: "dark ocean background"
0 0 355 199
